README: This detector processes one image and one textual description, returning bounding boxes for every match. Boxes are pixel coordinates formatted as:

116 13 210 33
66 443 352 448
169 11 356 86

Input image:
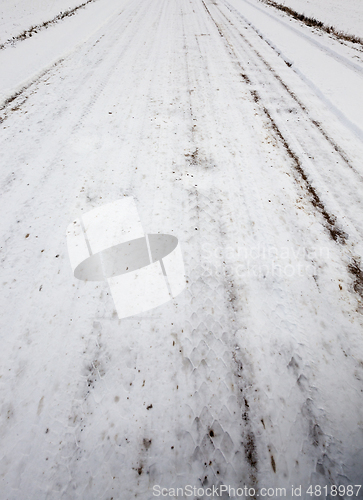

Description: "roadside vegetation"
0 0 97 50
261 0 363 46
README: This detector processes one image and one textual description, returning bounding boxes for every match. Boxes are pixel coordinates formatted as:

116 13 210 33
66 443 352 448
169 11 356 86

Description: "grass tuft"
260 0 363 46
0 0 97 50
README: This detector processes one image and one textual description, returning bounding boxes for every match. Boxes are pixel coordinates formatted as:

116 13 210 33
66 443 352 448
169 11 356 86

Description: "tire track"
0 3 184 496
157 3 265 494
200 0 363 303
1 0 363 496
221 0 363 177
183 0 363 489
0 0 154 229
229 0 363 75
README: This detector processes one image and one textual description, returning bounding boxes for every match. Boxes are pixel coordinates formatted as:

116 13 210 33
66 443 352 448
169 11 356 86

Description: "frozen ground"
261 0 363 39
1 0 363 499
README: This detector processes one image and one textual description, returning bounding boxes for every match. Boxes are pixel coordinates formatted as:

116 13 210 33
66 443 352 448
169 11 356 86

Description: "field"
1 0 363 498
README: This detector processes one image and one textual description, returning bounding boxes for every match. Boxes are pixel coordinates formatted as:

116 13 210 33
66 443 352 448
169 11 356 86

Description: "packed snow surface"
1 0 363 498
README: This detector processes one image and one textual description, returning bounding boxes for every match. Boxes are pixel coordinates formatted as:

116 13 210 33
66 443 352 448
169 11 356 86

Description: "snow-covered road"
1 0 363 498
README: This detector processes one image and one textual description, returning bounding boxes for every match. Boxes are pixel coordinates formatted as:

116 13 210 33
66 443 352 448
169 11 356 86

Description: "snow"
265 0 363 39
1 0 363 498
227 0 363 140
0 0 95 45
0 0 121 102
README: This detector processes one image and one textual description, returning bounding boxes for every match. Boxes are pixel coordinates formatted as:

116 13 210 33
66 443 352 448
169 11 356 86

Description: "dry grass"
0 0 96 50
261 0 363 46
